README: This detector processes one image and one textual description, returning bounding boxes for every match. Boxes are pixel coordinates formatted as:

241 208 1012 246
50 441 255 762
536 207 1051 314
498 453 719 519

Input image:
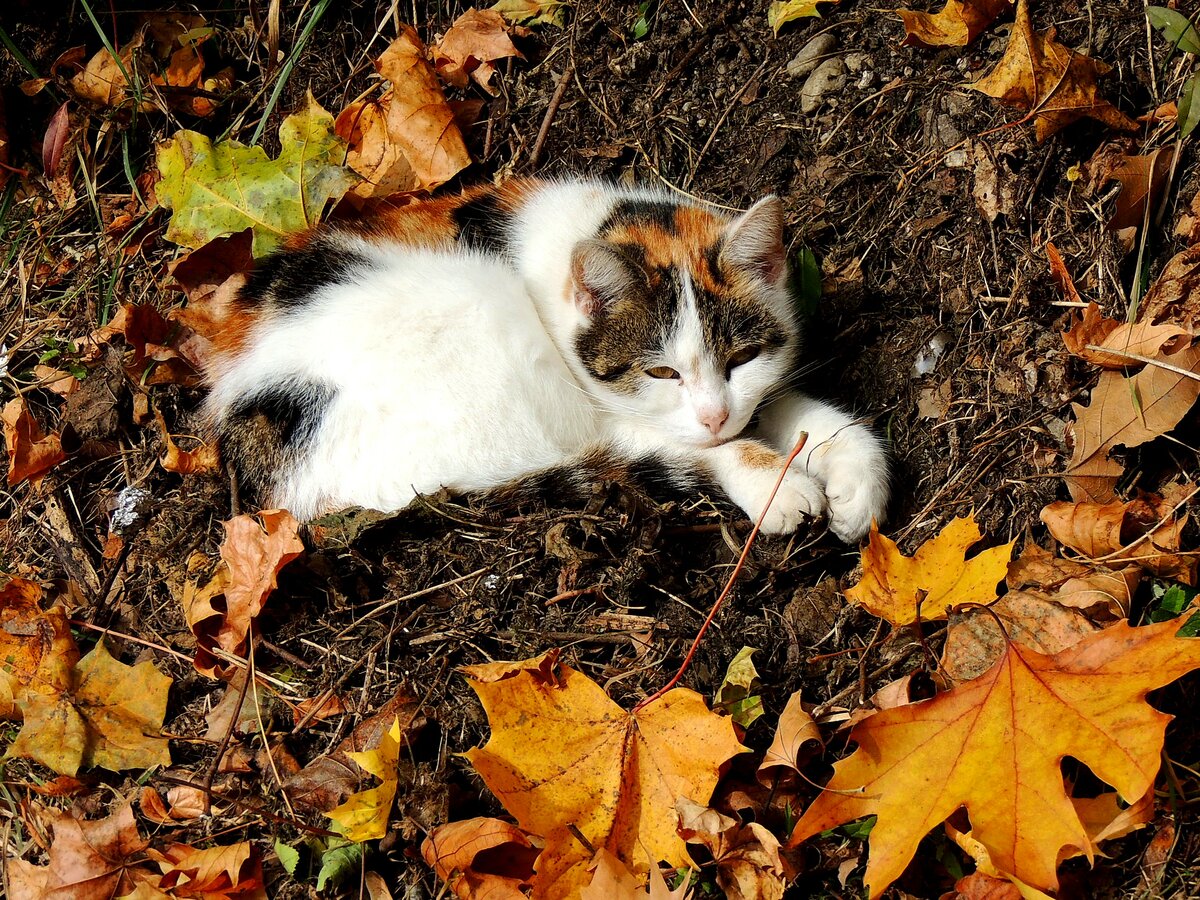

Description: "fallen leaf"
42 101 70 176
1064 342 1200 502
940 589 1101 680
90 302 200 386
897 0 1012 48
945 823 1054 900
767 0 840 33
845 516 1014 625
326 716 403 841
715 646 764 728
421 817 538 899
335 99 421 200
144 841 267 899
583 849 693 899
1006 542 1137 618
756 690 822 786
678 798 791 900
1139 242 1200 331
969 0 1137 141
788 618 1200 897
491 0 568 27
3 398 67 486
218 509 304 651
463 649 745 898
1105 148 1175 230
434 9 523 94
156 91 356 256
0 90 9 190
1040 495 1196 583
1071 788 1155 850
0 577 77 719
292 693 350 725
71 34 154 110
11 802 151 900
10 639 172 775
374 27 473 191
1062 302 1191 369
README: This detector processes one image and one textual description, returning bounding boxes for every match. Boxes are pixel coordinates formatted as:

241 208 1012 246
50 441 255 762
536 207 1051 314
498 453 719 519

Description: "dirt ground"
3 0 1199 896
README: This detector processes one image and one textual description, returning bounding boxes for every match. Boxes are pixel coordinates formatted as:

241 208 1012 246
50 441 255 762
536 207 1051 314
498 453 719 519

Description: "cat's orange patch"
738 441 783 470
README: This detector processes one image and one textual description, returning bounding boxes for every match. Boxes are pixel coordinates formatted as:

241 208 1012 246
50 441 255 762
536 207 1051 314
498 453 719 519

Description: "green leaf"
156 91 357 257
840 815 877 840
790 246 822 318
1147 7 1200 54
714 646 764 729
631 1 653 39
315 837 363 892
1180 72 1200 138
1178 611 1200 638
1153 582 1199 622
273 839 301 876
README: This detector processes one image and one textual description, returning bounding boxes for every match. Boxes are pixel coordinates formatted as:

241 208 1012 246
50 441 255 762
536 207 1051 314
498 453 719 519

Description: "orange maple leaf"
897 0 1011 48
969 0 1136 141
845 516 1013 625
462 650 745 899
788 619 1200 897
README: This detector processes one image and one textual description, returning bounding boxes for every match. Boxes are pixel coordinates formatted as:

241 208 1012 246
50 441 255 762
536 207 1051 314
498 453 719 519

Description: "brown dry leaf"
1006 542 1137 618
9 802 151 900
677 798 791 900
1105 148 1175 231
1062 302 1191 370
143 841 267 899
897 0 1011 48
0 576 77 720
969 0 1136 141
168 229 256 370
845 516 1014 625
421 817 538 899
218 509 304 650
756 690 822 787
292 693 350 724
1064 342 1200 502
462 649 745 899
71 35 155 110
940 590 1101 681
581 849 693 899
1071 789 1154 851
1040 496 1195 583
1140 242 1200 331
434 9 523 94
788 619 1200 897
0 90 10 190
335 99 421 199
90 303 201 387
10 639 172 775
3 397 67 486
1046 242 1082 305
945 823 1054 899
375 26 472 190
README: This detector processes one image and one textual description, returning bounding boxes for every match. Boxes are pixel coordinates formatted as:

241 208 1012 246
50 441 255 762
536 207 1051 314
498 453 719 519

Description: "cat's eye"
646 365 681 380
727 346 761 370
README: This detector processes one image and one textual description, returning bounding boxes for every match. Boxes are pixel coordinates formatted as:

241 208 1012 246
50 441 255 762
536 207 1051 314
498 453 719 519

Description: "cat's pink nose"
700 407 729 435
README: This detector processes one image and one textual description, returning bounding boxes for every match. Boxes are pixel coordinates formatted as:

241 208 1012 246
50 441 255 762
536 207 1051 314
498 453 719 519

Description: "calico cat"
202 178 889 541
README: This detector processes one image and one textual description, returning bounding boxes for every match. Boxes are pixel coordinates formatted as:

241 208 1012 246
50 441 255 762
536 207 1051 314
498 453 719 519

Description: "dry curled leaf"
677 798 792 900
969 0 1136 141
0 577 77 720
462 649 745 899
1006 542 1137 618
3 398 67 487
1140 242 1200 331
897 0 1011 48
434 9 523 94
756 690 822 786
491 0 568 27
421 818 538 899
789 619 1200 897
845 516 1014 625
90 302 200 386
1062 302 1190 370
1105 147 1175 231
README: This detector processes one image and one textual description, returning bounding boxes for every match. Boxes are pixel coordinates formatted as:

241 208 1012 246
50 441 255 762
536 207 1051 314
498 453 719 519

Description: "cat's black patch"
602 198 679 233
453 194 514 254
241 239 368 310
227 380 333 447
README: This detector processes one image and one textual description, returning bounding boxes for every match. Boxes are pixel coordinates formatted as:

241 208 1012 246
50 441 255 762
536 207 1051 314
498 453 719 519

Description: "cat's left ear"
720 196 785 286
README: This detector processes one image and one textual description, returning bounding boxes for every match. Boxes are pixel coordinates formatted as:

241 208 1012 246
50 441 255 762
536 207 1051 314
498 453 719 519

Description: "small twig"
1083 344 1200 382
155 774 340 837
684 57 769 190
528 61 574 170
633 432 808 713
201 664 252 816
334 568 487 639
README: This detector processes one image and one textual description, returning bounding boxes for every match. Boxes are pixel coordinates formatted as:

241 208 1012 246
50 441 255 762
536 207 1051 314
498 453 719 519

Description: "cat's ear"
570 240 640 318
720 196 785 286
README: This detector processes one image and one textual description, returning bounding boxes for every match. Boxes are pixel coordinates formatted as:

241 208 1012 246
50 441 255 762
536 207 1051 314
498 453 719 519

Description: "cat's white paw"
734 468 827 535
825 472 889 543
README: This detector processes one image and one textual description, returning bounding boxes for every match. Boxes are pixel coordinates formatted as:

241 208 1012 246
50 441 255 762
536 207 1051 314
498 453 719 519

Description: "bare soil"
2 0 1199 897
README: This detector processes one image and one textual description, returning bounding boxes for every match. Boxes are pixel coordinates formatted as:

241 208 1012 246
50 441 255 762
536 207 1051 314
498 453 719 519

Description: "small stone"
800 57 846 115
844 52 868 73
786 33 838 79
856 70 876 90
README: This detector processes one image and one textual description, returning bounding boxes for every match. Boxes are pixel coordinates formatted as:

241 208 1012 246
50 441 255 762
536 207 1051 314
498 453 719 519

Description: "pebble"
844 52 869 73
786 33 838 79
800 57 846 114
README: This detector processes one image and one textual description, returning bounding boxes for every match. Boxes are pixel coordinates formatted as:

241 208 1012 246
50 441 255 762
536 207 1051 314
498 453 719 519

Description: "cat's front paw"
825 471 889 543
743 468 827 535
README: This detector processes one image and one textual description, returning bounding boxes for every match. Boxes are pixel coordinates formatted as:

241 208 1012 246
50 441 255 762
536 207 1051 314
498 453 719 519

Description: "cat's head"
569 195 797 447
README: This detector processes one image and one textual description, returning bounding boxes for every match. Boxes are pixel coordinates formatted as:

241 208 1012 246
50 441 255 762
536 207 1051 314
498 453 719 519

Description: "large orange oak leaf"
969 0 1136 141
787 619 1200 897
897 0 1011 48
9 639 172 775
463 650 745 900
845 516 1013 625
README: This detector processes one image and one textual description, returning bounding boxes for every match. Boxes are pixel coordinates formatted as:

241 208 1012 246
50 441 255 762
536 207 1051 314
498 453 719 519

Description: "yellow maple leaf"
897 0 1011 48
462 650 745 899
845 516 1013 625
767 0 840 34
788 618 1200 897
10 640 172 776
325 716 403 842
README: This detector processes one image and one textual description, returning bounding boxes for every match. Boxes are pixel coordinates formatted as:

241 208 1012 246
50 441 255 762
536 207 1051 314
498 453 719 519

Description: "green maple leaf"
156 91 357 257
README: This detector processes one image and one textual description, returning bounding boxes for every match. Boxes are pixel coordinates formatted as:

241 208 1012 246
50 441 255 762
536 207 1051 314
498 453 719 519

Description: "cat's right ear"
570 240 639 318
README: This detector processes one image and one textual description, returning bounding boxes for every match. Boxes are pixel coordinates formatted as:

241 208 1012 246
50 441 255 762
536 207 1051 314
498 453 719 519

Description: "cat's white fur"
205 180 890 541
